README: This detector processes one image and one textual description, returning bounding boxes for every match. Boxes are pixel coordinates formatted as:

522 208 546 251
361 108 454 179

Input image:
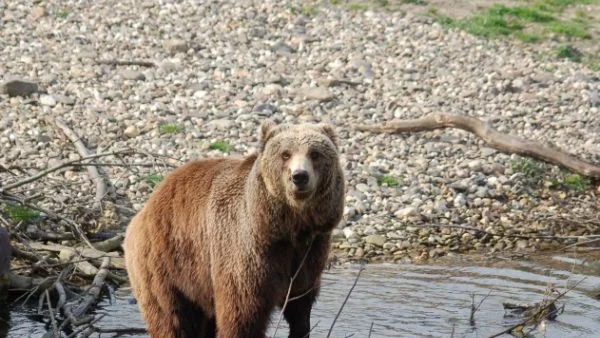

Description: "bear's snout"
292 169 310 189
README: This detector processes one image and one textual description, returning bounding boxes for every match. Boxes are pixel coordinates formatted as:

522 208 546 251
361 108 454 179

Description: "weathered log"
357 113 600 179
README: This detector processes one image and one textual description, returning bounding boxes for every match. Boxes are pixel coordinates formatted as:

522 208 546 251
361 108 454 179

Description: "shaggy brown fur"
124 120 345 338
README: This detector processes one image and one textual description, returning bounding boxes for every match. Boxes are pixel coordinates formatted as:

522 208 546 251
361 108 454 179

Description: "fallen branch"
52 119 107 211
0 149 135 193
487 278 586 338
357 113 600 178
95 59 156 67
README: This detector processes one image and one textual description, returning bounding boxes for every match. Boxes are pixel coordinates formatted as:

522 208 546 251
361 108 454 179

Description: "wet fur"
124 122 345 338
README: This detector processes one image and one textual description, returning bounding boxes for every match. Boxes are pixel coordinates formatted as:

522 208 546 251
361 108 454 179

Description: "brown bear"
124 120 345 338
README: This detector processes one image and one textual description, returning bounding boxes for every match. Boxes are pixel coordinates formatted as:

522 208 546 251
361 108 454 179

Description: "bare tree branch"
357 113 600 178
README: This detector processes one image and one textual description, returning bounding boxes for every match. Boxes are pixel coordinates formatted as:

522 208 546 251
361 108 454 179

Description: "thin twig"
470 290 492 326
326 263 365 338
368 321 374 338
45 289 59 338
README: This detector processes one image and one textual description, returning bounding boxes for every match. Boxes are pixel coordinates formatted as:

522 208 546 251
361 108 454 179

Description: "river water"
4 255 600 338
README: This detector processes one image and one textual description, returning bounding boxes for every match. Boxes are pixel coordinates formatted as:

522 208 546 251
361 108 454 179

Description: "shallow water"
4 257 600 338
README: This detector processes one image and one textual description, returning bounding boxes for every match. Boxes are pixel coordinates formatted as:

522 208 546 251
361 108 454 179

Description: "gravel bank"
1 0 599 263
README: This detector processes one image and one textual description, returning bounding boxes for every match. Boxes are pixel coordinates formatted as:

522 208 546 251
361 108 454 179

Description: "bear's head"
258 120 341 208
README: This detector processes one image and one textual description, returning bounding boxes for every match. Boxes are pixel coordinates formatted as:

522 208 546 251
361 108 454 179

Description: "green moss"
556 44 583 62
347 3 369 11
4 204 40 223
563 173 591 191
159 123 183 134
145 173 164 187
511 158 546 179
208 140 232 153
376 175 401 187
55 10 69 19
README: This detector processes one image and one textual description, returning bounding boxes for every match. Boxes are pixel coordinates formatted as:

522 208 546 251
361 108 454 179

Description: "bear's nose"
292 170 309 187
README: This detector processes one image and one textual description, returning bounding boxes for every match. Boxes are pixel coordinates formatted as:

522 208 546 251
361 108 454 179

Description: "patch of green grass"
55 9 69 19
433 1 596 43
209 140 232 153
302 4 319 16
331 0 341 4
511 158 546 179
347 3 369 11
145 173 164 187
547 21 591 38
556 44 583 61
4 204 40 223
402 0 426 4
159 123 183 134
515 32 543 42
376 175 401 187
563 173 591 191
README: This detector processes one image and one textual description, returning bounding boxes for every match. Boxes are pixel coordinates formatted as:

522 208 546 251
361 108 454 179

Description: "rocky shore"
1 0 599 264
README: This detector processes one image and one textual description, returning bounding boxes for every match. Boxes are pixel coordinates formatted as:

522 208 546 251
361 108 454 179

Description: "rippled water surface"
5 257 600 338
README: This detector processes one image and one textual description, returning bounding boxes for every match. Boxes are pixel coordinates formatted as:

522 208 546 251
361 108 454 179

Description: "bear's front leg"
284 233 332 338
283 288 315 338
213 277 273 338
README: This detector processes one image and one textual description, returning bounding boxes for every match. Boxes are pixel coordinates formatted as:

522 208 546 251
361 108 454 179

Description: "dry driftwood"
52 118 107 211
356 113 600 179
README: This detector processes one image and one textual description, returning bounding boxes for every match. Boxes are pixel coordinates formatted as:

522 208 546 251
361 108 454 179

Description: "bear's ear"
259 119 277 150
317 123 339 148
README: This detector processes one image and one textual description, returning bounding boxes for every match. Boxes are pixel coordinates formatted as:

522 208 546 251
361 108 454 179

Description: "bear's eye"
309 150 322 160
281 151 291 161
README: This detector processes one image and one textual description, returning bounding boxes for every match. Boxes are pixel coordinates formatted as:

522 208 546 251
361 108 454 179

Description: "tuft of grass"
563 173 591 191
511 158 545 179
4 204 40 223
331 0 341 4
347 3 369 11
302 4 319 16
209 140 232 153
159 123 183 134
145 173 164 187
55 9 69 19
547 21 591 38
556 44 583 62
376 175 401 187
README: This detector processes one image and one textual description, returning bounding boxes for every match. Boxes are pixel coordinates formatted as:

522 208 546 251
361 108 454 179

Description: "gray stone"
394 206 418 219
164 39 189 54
365 234 386 247
124 125 140 138
293 87 334 102
1 78 40 97
39 94 56 107
120 70 146 81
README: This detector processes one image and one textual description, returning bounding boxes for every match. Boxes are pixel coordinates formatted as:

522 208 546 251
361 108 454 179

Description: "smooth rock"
1 78 40 97
365 234 386 247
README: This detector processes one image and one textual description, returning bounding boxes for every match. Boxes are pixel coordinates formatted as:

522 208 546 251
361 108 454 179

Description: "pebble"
120 70 146 81
164 39 188 54
40 94 56 107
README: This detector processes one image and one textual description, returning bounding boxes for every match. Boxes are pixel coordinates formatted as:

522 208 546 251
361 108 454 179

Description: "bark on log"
356 113 600 179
